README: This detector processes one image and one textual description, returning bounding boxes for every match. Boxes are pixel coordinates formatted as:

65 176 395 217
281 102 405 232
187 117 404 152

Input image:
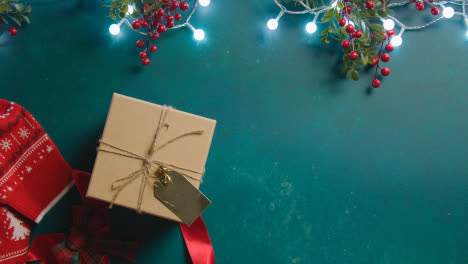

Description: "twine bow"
97 106 205 213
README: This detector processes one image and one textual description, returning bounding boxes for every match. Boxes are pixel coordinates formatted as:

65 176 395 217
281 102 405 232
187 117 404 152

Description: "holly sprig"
107 0 162 22
0 0 31 26
106 0 191 66
280 0 399 87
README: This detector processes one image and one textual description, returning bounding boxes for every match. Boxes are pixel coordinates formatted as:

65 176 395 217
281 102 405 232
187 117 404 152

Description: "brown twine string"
97 106 205 213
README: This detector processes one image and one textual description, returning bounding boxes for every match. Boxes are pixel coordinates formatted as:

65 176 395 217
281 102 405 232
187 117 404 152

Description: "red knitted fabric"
0 206 31 264
0 99 73 223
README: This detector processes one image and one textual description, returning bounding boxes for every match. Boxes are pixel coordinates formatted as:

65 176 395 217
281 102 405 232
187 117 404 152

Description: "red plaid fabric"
27 171 138 264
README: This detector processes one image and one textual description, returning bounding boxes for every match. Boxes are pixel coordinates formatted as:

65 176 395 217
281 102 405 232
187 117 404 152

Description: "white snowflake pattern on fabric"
18 128 30 139
25 166 32 173
1 139 12 152
5 209 30 241
46 145 53 153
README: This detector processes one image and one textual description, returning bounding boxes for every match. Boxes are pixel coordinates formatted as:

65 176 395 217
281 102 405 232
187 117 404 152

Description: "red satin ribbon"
26 234 67 263
180 217 215 264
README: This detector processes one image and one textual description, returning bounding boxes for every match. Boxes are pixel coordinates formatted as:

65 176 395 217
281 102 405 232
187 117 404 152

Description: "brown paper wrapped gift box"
87 93 216 223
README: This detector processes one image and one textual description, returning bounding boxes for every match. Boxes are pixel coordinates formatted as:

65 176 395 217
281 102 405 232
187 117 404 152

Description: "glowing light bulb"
383 19 395 30
466 30 468 38
127 5 134 15
305 22 317 34
109 24 120 35
390 35 402 47
443 7 454 18
194 29 205 40
199 0 210 6
267 19 278 30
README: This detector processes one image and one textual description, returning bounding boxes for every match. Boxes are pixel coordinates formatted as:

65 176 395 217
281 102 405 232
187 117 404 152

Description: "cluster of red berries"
0 17 18 36
131 0 189 66
411 0 440 15
337 0 394 88
369 29 396 88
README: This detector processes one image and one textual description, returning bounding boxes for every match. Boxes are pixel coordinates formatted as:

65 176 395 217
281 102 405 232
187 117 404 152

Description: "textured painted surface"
1 0 468 263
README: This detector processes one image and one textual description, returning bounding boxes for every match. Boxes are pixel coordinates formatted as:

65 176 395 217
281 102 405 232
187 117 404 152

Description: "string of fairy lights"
267 0 468 47
109 0 211 40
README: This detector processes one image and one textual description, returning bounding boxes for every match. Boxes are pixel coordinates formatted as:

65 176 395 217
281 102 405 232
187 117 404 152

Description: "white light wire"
272 0 468 37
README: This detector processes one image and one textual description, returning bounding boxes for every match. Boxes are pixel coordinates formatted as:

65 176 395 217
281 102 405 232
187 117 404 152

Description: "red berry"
346 6 352 14
143 4 150 11
136 40 145 48
157 16 164 22
416 2 424 10
150 45 157 52
410 0 416 2
381 67 390 76
431 7 440 15
354 30 362 38
141 20 149 28
366 0 374 9
157 8 165 16
382 33 388 40
172 0 179 9
142 58 150 66
175 13 182 21
428 0 434 2
371 56 379 65
166 15 174 22
180 2 189 11
151 31 159 40
345 24 354 33
8 27 17 36
341 40 350 49
0 17 3 24
152 20 159 27
157 24 166 33
166 20 175 28
372 79 381 88
349 51 358 60
387 29 395 37
139 51 147 59
132 21 140 29
381 53 390 62
385 43 394 52
339 18 346 27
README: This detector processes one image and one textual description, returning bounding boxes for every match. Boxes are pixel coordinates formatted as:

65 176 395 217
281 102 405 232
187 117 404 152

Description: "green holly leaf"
320 37 330 44
351 70 359 81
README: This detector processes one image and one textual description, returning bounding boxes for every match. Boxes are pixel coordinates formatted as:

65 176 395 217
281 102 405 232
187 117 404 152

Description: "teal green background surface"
1 0 468 263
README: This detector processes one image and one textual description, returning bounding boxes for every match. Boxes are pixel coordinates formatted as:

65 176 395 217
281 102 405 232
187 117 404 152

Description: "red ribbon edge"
179 216 215 264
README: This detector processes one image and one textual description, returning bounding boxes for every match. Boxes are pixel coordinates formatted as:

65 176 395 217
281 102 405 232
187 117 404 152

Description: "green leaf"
320 37 330 44
377 10 387 18
337 2 344 9
20 14 29 24
368 23 383 31
360 13 370 18
0 15 8 24
374 34 386 42
351 70 359 81
8 15 21 26
321 7 334 22
321 27 330 35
